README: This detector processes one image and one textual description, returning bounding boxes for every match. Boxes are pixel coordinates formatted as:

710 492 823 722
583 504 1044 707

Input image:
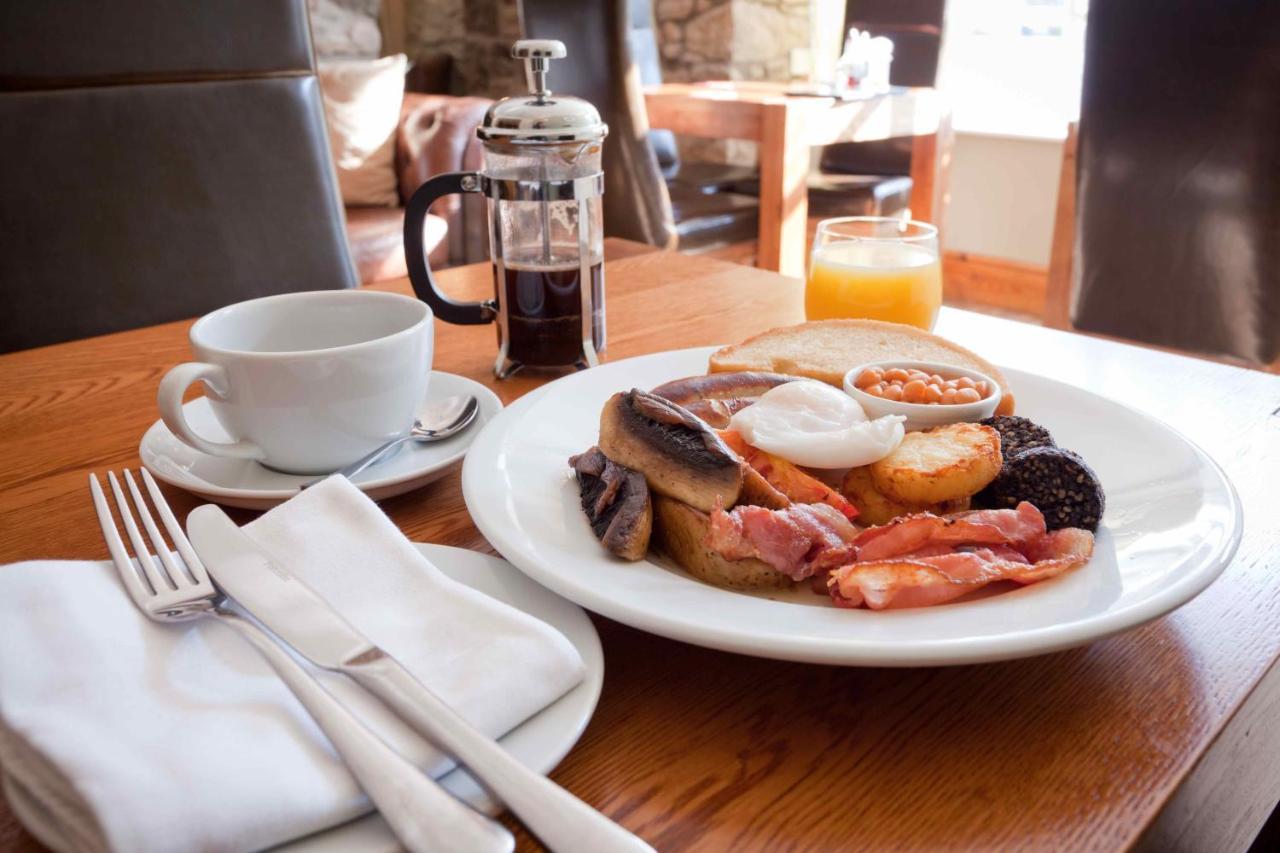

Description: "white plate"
461 346 1243 667
5 543 603 853
140 372 502 509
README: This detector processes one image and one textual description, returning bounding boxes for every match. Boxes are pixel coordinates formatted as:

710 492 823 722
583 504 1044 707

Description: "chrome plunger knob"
512 39 566 101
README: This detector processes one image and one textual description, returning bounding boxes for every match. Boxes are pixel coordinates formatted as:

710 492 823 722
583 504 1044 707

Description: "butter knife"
186 505 653 853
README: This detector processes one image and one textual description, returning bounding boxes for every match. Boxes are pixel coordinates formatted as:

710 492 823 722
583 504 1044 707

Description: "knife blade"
185 504 376 667
185 503 655 853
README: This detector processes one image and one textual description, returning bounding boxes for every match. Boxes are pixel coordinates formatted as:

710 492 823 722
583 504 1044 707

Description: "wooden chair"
1044 123 1077 331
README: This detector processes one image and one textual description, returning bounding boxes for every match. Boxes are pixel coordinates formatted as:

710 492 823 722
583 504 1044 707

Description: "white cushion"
318 54 407 207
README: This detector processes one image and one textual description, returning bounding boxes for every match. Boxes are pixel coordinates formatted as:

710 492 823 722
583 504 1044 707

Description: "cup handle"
157 362 265 460
404 171 497 325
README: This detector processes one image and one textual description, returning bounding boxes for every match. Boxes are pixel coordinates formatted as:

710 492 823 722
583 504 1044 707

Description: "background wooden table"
643 83 950 277
2 240 1279 851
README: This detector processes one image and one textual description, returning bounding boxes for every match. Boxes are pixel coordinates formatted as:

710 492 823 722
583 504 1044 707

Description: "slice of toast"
651 495 793 591
709 319 1015 415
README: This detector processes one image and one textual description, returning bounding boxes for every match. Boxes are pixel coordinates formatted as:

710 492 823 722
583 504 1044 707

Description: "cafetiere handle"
404 171 497 325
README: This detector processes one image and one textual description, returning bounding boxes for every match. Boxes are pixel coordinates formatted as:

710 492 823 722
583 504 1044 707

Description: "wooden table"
2 240 1279 852
644 82 951 278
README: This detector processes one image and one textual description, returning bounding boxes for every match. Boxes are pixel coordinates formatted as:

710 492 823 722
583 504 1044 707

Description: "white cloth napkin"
0 477 586 853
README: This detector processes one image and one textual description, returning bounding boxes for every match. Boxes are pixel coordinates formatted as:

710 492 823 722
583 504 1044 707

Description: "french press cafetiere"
403 39 608 379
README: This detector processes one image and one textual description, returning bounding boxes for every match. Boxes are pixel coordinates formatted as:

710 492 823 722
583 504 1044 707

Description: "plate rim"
140 371 502 501
462 346 1244 667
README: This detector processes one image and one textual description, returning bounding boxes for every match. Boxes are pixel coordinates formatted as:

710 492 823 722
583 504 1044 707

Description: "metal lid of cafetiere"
477 40 609 144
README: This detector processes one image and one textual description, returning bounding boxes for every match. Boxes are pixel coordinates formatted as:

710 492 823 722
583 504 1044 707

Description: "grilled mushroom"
569 447 652 561
597 389 743 513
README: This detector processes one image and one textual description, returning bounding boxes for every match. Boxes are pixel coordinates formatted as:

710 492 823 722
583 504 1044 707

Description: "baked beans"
854 367 991 405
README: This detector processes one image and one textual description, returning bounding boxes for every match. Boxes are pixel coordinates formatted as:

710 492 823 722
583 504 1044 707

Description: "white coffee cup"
158 290 434 475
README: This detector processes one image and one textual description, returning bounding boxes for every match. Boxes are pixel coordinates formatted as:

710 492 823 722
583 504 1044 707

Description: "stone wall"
657 0 811 165
399 0 808 102
658 0 808 84
406 0 522 97
307 0 523 96
309 0 815 165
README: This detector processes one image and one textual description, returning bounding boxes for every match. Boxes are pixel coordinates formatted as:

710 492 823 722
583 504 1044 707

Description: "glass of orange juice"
806 217 942 330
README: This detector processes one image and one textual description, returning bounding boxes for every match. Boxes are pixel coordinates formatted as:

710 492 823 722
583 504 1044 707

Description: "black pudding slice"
979 415 1056 458
983 446 1105 532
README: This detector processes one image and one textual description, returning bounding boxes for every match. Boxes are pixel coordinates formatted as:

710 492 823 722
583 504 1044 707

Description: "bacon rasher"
706 500 860 581
827 503 1094 610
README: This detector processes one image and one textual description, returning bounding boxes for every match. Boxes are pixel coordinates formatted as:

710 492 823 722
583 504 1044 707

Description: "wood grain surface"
2 240 1279 852
1045 122 1079 331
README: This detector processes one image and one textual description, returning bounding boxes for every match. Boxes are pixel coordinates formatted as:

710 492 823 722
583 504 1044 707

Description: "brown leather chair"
521 0 758 252
1068 1 1280 366
0 0 362 353
344 92 491 284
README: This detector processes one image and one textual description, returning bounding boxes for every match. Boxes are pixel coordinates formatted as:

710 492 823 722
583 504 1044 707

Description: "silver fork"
90 469 514 853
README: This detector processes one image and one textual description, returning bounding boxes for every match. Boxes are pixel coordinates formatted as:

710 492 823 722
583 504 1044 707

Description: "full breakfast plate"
462 335 1242 666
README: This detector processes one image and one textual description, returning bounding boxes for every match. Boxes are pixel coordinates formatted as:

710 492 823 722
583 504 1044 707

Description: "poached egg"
728 380 904 468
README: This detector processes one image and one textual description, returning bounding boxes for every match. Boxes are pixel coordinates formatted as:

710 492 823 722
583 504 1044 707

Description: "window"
939 0 1089 139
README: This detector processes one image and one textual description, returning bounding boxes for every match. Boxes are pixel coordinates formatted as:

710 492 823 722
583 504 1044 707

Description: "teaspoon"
302 395 478 488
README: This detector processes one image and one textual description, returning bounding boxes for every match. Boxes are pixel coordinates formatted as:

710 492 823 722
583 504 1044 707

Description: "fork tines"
90 468 214 618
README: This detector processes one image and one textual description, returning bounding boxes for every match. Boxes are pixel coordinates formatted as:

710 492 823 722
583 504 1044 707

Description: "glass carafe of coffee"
403 39 608 379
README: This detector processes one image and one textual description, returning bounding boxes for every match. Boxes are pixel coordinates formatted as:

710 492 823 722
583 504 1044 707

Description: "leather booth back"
521 0 678 248
1073 1 1280 364
0 0 358 353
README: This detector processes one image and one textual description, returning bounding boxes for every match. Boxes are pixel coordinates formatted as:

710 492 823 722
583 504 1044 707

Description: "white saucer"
140 372 502 509
5 543 603 853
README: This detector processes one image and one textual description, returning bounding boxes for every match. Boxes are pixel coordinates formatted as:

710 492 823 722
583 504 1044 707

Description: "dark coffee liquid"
497 260 605 368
